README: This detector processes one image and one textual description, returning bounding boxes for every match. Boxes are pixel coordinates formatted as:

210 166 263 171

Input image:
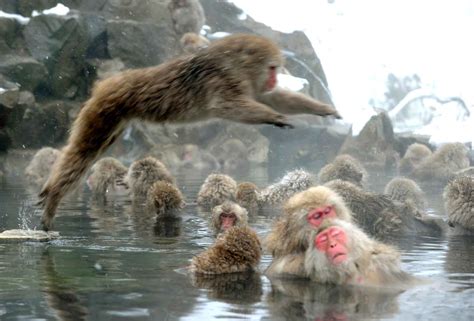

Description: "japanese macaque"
304 219 414 286
214 138 249 174
25 147 62 187
189 225 261 274
197 173 237 209
259 169 315 206
146 180 185 218
412 142 470 183
265 186 352 277
168 0 205 36
211 201 248 236
236 182 260 214
384 177 426 210
398 143 432 175
443 176 474 235
180 32 210 54
86 157 128 200
179 144 220 171
325 179 445 237
317 154 368 187
124 156 175 200
38 33 341 230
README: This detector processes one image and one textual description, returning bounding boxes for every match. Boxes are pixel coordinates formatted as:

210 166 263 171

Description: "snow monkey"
236 182 260 214
304 219 414 286
317 154 368 187
25 147 62 188
211 201 249 236
265 186 352 277
86 157 128 200
197 174 237 209
443 175 474 235
189 225 262 274
146 180 185 219
38 33 341 230
398 143 432 175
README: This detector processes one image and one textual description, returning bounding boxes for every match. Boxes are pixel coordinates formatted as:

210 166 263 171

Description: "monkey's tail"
38 103 127 231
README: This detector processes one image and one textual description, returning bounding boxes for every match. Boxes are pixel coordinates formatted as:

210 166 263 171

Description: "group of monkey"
16 31 472 288
24 138 473 287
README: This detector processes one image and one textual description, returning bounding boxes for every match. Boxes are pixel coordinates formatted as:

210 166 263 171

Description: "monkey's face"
314 227 348 265
265 66 278 91
307 205 337 227
220 212 237 231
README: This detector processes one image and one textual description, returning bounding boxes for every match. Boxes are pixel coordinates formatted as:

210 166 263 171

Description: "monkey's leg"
218 99 294 128
259 88 342 118
38 105 126 231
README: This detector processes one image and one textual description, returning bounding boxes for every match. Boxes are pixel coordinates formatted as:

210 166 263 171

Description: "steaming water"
0 170 472 321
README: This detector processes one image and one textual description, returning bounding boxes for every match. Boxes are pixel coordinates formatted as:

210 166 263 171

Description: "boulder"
0 55 48 91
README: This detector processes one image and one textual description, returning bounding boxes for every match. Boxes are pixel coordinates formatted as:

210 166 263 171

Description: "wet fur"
398 143 432 175
318 154 368 187
87 157 128 200
25 147 62 187
211 201 248 236
443 176 474 234
236 182 260 214
146 180 185 219
190 226 262 274
197 174 237 209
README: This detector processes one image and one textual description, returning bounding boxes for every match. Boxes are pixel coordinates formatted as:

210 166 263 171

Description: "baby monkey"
211 201 249 236
38 33 340 230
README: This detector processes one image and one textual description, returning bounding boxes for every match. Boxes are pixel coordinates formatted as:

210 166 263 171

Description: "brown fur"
236 182 260 214
197 174 237 209
125 156 175 200
384 176 426 210
38 33 340 230
25 147 62 187
325 179 445 237
180 32 210 54
317 154 368 187
87 157 128 200
265 186 353 268
190 226 262 274
398 143 432 175
304 219 414 286
211 201 248 235
443 176 474 234
146 180 185 219
168 0 205 36
413 142 469 183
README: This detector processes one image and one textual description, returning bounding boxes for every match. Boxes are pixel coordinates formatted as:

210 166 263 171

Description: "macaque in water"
265 186 352 277
38 33 340 230
86 157 128 200
180 32 210 54
443 176 474 235
325 179 445 237
124 156 175 200
398 143 432 175
304 219 413 286
412 142 470 183
317 154 368 187
25 147 62 187
197 173 237 209
236 182 260 214
189 225 261 274
168 0 205 36
211 201 248 236
146 180 185 219
384 177 426 211
259 169 315 206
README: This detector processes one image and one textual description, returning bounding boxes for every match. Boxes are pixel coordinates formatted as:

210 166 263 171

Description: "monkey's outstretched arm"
259 88 342 118
217 98 294 128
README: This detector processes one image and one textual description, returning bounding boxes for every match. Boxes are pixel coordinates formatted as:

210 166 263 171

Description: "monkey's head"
87 157 128 195
147 180 185 216
212 201 249 234
208 34 284 94
284 186 352 231
443 176 474 229
236 182 259 204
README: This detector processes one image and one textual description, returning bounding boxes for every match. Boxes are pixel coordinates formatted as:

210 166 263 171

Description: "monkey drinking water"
38 33 340 230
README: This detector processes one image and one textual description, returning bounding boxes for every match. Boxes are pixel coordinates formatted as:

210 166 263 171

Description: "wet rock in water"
338 112 400 170
107 20 179 68
0 55 48 91
0 229 59 243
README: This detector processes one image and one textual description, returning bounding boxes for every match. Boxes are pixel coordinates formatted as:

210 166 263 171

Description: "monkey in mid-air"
38 33 341 230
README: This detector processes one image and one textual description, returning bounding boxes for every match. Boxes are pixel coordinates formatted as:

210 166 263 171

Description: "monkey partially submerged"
211 201 249 236
38 33 340 230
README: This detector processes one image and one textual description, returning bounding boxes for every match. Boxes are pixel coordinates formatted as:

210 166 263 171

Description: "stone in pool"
0 229 59 243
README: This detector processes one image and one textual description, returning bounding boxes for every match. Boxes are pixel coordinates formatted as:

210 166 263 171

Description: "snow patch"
0 10 30 24
32 3 70 17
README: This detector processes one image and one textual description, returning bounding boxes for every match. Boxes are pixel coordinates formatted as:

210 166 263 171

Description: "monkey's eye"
269 66 277 71
324 206 332 215
317 235 328 244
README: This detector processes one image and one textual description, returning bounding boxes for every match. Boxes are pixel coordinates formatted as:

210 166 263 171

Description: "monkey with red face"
305 219 414 286
211 201 248 236
38 33 341 231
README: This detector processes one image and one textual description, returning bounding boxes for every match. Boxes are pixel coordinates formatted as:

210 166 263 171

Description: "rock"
0 229 59 242
338 112 400 170
107 19 179 68
87 58 125 80
23 12 103 98
11 100 71 147
0 128 12 151
0 16 21 53
0 55 48 91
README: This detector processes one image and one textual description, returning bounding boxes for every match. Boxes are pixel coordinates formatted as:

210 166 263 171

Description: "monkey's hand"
268 120 294 129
